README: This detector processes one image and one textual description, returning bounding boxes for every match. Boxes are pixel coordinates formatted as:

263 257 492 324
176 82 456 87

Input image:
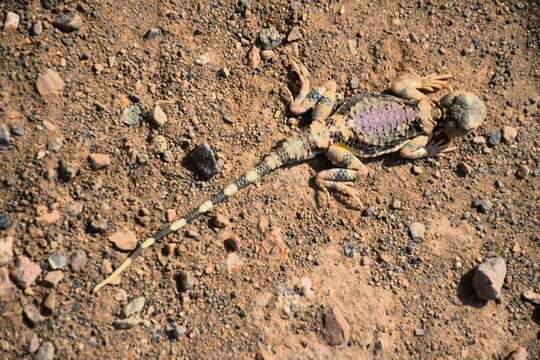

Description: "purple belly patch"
354 103 417 135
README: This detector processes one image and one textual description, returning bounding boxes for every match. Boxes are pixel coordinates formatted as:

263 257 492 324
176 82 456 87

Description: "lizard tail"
92 134 319 294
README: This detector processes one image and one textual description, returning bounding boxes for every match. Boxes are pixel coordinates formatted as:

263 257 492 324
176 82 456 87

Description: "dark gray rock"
472 198 493 214
169 325 187 340
144 28 160 41
487 130 501 146
183 143 220 180
472 257 506 300
177 270 195 292
53 12 83 32
343 243 358 258
258 26 283 50
0 125 12 149
0 213 10 230
48 252 67 270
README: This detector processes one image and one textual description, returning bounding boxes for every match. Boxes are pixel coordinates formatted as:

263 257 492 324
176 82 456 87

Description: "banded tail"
92 133 320 293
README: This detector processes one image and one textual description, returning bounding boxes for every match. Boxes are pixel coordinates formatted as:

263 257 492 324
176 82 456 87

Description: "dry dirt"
0 0 539 359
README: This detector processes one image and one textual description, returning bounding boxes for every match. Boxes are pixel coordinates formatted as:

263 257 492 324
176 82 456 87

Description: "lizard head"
439 90 487 138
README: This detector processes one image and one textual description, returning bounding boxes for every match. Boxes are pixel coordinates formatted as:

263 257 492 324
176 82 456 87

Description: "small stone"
260 49 275 60
343 243 358 258
61 37 73 47
347 39 357 56
23 303 44 326
48 252 67 270
144 28 160 41
224 253 243 273
184 143 220 180
177 270 195 292
170 325 187 340
162 150 174 163
101 260 113 274
137 153 149 164
390 198 401 210
516 165 530 180
472 136 486 145
414 328 426 336
360 256 371 266
124 296 145 317
70 250 87 272
323 306 350 346
150 105 167 127
0 126 12 149
34 342 54 360
456 162 472 177
43 271 63 287
88 153 111 170
408 222 425 240
4 12 20 32
195 52 212 65
0 236 13 266
411 165 423 175
507 347 528 360
349 76 359 89
487 130 501 146
0 267 14 298
36 69 65 96
501 126 518 143
113 316 141 330
87 219 108 234
472 257 506 300
521 290 540 305
217 67 230 78
209 214 229 228
151 135 168 155
121 105 141 127
287 27 302 42
108 229 138 251
472 198 493 214
258 26 283 50
165 209 177 222
58 160 78 181
52 12 83 32
300 277 313 297
35 205 61 224
248 46 261 69
28 333 40 353
93 63 104 74
11 256 42 289
31 21 43 36
43 293 57 313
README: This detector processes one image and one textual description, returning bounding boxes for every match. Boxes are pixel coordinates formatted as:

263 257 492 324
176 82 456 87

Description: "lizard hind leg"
289 61 336 117
315 168 362 209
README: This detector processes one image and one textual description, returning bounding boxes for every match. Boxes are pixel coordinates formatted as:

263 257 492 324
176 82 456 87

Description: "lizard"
92 61 487 294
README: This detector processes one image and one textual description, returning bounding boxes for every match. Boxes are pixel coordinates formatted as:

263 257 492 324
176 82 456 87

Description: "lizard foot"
420 73 453 92
426 138 456 157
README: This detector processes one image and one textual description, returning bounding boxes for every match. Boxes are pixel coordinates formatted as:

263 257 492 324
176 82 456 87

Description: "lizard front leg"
289 61 336 123
399 135 456 159
389 72 453 102
315 146 368 208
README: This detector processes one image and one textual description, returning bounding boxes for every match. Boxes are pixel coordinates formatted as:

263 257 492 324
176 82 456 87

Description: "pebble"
195 53 212 65
507 347 528 360
472 136 486 145
11 256 42 289
88 153 111 170
28 333 40 353
43 271 63 287
31 21 43 36
287 26 302 42
472 257 506 301
521 290 540 305
137 153 149 164
23 303 44 326
0 125 12 149
390 198 401 210
144 28 160 41
150 105 167 127
87 219 109 234
4 12 19 32
217 67 230 78
101 259 113 274
43 293 57 313
163 150 174 163
300 277 314 298
456 162 472 177
501 126 518 143
411 165 423 175
323 305 350 346
35 206 61 224
70 250 87 272
408 222 425 240
47 137 63 152
487 130 501 146
343 243 358 258
0 267 14 297
121 105 141 126
151 135 168 155
58 160 78 181
349 76 359 89
184 143 220 180
52 12 83 32
124 297 145 317
472 198 493 214
48 252 67 270
209 214 229 228
177 270 195 292
170 325 187 340
165 209 177 222
248 46 261 69
108 229 138 251
225 253 243 273
34 342 54 360
0 236 13 266
516 165 530 180
113 316 141 330
258 26 283 50
260 49 275 60
36 69 65 96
